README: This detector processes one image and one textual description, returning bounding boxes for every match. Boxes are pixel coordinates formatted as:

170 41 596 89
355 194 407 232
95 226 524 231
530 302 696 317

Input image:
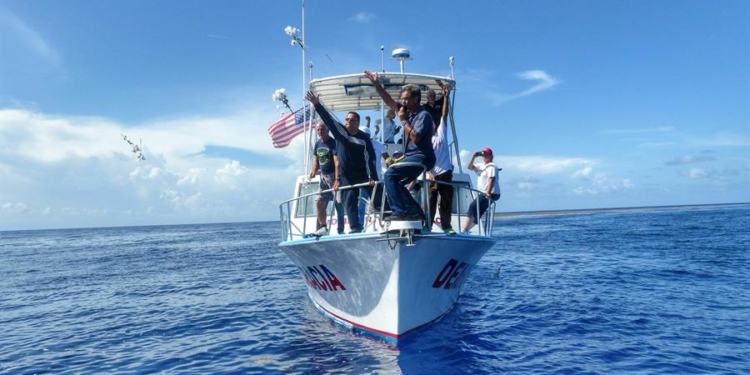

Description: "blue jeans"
384 154 427 217
333 201 345 234
358 187 370 225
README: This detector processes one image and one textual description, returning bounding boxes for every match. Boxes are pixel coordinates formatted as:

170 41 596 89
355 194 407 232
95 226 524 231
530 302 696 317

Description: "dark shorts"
467 193 500 225
316 173 335 202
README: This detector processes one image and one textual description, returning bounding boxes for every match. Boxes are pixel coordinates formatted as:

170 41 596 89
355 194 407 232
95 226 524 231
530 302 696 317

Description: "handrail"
279 163 498 240
428 179 499 236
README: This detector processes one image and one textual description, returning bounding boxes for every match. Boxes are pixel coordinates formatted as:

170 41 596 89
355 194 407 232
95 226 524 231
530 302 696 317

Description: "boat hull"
279 232 496 343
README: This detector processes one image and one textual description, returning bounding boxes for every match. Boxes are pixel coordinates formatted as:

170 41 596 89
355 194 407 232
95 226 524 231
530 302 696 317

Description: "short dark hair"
347 111 360 122
402 84 421 104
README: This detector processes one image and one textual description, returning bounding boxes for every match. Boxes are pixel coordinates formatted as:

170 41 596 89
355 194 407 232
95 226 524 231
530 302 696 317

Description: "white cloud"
491 70 559 104
501 155 594 175
517 181 537 191
572 166 593 178
694 131 750 147
349 12 375 23
177 168 205 185
601 126 675 135
516 70 559 97
0 106 310 229
1 202 29 214
0 11 61 66
214 160 250 189
665 154 715 166
573 173 635 195
683 168 708 179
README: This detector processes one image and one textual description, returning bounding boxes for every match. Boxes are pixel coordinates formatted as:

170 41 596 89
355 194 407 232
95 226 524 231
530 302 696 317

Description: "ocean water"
1 204 749 374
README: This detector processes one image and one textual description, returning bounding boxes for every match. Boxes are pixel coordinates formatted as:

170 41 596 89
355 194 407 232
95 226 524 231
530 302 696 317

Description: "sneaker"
313 227 329 236
444 228 457 235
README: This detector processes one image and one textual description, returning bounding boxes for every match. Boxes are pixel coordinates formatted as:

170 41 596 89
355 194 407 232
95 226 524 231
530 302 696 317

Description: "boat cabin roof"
309 73 455 112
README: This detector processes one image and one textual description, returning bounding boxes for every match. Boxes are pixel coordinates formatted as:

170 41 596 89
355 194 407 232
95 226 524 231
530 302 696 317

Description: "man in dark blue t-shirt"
309 121 344 236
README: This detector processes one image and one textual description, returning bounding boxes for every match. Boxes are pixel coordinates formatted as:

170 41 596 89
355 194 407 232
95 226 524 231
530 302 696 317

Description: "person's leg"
316 199 327 228
334 201 345 234
477 194 490 220
384 163 423 218
358 187 371 225
428 180 439 227
341 176 362 232
436 171 454 230
316 177 334 230
463 197 479 232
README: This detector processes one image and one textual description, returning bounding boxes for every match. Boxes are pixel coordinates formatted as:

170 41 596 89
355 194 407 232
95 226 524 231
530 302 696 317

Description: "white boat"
276 55 500 344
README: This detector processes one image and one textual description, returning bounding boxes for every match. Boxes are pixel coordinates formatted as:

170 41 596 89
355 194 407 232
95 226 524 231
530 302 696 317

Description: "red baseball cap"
481 147 493 156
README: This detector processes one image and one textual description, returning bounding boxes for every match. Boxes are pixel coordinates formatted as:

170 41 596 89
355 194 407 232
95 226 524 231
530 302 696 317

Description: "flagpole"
301 0 308 175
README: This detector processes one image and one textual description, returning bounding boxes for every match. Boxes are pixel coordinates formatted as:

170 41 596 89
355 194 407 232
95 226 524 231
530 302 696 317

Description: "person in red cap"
462 147 501 233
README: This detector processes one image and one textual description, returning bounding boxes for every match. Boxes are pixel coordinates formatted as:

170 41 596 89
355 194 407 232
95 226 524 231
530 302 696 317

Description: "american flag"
268 105 312 148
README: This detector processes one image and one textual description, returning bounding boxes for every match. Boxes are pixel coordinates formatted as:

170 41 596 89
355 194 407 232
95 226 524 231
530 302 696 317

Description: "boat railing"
279 180 377 241
279 162 497 240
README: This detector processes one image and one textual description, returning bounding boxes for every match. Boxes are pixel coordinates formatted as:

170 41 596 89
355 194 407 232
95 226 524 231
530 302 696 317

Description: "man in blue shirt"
364 70 436 222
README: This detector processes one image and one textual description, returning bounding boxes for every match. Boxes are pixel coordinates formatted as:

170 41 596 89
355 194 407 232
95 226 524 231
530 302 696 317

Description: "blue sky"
1 0 748 230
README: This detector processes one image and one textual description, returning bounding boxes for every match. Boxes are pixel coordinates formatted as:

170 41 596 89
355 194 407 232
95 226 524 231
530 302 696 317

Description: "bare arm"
309 158 319 179
467 153 478 171
364 70 398 111
440 82 450 120
333 155 341 190
307 90 347 142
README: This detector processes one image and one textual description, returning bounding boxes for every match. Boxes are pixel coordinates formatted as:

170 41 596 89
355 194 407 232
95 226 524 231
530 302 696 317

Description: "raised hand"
305 90 320 105
364 70 379 83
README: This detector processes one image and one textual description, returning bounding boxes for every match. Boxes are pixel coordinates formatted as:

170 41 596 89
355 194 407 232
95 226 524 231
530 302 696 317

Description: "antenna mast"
380 45 385 73
391 48 411 73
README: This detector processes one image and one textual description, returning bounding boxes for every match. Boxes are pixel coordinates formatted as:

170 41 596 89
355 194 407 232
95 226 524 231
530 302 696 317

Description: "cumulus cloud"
0 106 311 229
0 109 122 162
214 160 250 189
177 168 205 185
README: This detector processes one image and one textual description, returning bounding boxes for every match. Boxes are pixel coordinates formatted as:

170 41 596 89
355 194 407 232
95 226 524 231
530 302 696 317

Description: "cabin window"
295 182 319 218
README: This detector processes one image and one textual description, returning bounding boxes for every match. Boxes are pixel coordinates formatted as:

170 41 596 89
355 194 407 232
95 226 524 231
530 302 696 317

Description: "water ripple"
1 208 749 374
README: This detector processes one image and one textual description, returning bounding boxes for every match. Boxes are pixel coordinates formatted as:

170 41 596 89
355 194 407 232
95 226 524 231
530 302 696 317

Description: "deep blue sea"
2 204 749 374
